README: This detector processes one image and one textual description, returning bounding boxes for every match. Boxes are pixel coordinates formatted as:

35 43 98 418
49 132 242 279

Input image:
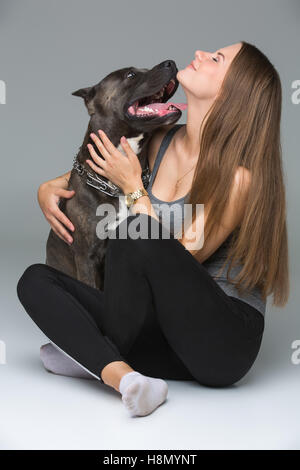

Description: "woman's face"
177 42 242 101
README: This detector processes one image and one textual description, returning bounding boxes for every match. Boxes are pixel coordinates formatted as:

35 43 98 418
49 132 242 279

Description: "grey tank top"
146 124 266 316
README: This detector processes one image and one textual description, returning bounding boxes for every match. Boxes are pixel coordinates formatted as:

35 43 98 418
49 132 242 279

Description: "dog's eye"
126 71 136 79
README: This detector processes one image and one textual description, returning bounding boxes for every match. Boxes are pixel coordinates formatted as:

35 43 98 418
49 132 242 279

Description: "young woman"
17 41 289 418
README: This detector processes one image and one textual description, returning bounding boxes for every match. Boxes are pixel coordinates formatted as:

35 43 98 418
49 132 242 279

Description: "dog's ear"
72 86 97 115
71 86 95 99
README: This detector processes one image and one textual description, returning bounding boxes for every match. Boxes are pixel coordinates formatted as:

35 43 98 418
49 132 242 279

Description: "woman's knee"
17 263 49 302
112 213 170 241
107 215 148 256
193 375 239 388
108 213 172 256
193 364 255 388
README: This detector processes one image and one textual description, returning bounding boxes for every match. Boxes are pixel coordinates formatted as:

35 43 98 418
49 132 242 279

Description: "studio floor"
1 244 299 450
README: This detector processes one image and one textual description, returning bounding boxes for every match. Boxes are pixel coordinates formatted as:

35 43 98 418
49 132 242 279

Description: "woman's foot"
119 371 168 417
40 343 95 379
40 345 168 416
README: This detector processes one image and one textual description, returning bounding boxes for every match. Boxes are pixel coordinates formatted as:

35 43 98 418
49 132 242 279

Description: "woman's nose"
195 50 208 61
195 50 204 61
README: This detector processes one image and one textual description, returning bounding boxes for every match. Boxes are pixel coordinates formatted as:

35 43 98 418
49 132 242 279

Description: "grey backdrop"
0 0 299 450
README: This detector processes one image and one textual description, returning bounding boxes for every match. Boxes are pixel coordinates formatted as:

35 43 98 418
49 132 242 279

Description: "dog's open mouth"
127 78 187 118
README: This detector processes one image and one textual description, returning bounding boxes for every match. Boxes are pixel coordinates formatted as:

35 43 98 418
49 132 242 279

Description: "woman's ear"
71 86 97 115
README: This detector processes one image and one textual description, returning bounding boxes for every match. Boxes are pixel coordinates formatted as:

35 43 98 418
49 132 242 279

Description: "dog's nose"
159 60 175 70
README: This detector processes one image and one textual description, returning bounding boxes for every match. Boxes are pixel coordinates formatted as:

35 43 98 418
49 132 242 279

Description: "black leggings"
16 213 265 387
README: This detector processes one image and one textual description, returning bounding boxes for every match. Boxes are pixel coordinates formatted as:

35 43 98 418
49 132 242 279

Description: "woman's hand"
86 130 143 194
38 175 75 245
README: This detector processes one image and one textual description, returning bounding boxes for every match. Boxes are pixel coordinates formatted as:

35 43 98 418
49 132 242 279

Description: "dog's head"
72 60 186 133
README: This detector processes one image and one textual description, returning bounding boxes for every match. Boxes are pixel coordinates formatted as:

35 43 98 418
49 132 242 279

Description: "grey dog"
46 59 186 290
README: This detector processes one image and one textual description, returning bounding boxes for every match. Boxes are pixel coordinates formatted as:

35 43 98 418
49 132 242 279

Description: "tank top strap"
148 123 183 189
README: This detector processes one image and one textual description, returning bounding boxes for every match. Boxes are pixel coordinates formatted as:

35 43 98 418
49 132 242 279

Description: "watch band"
125 187 149 209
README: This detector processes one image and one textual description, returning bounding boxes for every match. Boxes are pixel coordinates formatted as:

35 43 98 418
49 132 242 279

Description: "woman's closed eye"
212 56 219 63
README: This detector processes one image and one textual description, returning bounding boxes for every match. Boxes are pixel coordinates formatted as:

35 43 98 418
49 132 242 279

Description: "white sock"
119 371 168 417
40 343 95 380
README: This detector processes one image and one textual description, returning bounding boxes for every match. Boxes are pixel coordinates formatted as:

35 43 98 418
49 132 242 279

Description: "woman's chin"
176 68 189 85
176 71 190 93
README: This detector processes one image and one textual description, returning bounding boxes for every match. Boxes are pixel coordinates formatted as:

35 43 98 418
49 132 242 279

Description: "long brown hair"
182 41 289 308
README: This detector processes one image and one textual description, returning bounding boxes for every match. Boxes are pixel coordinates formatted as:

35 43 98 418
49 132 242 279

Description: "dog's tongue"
129 101 187 117
163 102 187 111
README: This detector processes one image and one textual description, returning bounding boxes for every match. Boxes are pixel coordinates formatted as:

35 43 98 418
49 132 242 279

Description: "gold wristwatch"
124 187 149 209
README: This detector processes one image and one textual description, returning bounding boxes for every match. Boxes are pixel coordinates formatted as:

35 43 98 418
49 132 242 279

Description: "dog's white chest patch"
106 133 145 196
116 133 144 156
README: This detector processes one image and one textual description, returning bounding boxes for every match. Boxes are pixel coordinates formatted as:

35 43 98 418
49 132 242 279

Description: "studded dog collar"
72 151 151 197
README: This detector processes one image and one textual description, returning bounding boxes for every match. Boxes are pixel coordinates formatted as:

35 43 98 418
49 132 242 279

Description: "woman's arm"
184 166 251 262
38 170 76 245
